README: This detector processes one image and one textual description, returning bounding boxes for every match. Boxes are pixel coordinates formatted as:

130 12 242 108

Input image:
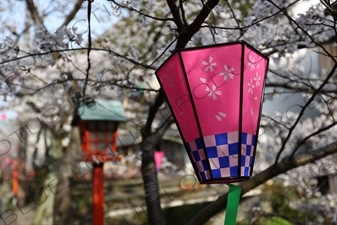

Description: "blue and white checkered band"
186 131 256 182
185 138 211 180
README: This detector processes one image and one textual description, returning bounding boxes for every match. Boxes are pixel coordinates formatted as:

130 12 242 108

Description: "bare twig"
179 0 188 28
167 0 184 31
25 0 45 26
110 0 174 21
60 0 84 28
268 0 337 164
83 0 93 97
0 47 156 70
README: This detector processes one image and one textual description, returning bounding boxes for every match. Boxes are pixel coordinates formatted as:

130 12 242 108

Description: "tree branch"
290 121 337 157
166 0 184 32
141 89 165 138
274 63 337 164
25 0 45 26
176 0 219 48
110 0 174 22
0 47 156 70
186 140 337 225
256 212 307 225
179 0 188 28
60 0 83 28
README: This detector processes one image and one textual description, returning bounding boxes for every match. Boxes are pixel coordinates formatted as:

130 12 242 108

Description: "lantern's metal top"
77 99 128 122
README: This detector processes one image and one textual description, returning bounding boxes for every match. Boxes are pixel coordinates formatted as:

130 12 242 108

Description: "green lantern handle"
224 184 242 225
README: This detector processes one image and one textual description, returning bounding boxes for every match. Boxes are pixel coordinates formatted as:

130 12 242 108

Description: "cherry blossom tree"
1 0 337 224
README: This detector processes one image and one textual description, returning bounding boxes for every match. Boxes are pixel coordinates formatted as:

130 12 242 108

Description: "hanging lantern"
155 41 269 224
155 41 268 184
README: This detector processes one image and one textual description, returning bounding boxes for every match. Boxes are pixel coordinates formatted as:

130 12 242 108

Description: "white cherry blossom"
248 55 256 71
205 84 222 100
202 56 217 72
220 65 235 82
248 79 255 94
254 73 261 87
215 112 227 121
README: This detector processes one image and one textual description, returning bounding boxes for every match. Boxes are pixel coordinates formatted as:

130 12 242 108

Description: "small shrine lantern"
75 100 128 162
155 41 269 184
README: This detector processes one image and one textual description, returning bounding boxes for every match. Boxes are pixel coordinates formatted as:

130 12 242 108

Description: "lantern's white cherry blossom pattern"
202 56 217 72
220 65 235 82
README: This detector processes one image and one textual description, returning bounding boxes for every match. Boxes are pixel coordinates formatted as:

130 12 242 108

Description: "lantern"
155 41 269 224
76 100 128 162
73 99 128 225
156 41 268 184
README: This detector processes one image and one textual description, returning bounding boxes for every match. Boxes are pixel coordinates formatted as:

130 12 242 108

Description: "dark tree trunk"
141 132 164 225
53 127 81 224
17 127 28 207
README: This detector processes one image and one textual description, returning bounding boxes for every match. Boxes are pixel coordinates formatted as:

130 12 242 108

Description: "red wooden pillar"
93 162 104 225
12 159 19 198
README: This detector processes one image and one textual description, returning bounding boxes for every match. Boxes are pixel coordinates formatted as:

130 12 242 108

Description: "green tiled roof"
77 100 128 122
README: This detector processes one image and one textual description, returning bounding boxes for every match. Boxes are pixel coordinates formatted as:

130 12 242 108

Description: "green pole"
224 185 242 225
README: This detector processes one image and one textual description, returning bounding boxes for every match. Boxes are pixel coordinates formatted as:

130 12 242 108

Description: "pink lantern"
155 41 269 184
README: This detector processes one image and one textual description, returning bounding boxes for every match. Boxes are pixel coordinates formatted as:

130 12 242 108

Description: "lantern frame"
155 41 269 184
78 120 119 162
73 100 128 163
